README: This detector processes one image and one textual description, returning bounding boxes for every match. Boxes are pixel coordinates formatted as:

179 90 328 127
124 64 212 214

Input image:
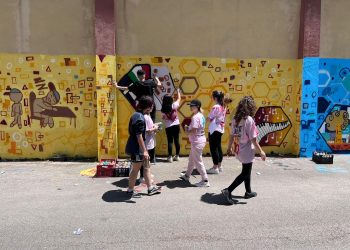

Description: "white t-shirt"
144 114 156 150
188 112 206 144
208 104 226 134
162 101 180 128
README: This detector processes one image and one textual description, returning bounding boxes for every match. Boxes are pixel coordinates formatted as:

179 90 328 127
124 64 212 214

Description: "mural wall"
0 54 97 159
4 53 348 160
116 56 302 157
96 55 118 160
301 58 350 156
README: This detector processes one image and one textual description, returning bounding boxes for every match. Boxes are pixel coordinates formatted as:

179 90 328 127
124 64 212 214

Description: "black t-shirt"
128 79 157 100
125 111 145 155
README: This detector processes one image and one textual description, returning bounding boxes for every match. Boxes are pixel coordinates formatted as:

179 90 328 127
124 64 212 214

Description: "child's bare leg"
128 162 142 190
143 166 153 188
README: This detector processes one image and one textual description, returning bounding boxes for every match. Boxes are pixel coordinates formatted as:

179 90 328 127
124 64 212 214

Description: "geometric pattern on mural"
299 58 320 157
116 56 302 157
318 104 350 152
96 55 118 160
300 58 350 156
317 59 350 153
0 54 97 159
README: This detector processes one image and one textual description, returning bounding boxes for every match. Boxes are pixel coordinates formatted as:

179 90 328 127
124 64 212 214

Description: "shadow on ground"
181 169 201 175
102 189 136 203
200 193 247 206
111 178 129 188
157 179 195 189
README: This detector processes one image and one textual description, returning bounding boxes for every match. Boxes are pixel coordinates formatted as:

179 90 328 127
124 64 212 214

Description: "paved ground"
0 155 350 250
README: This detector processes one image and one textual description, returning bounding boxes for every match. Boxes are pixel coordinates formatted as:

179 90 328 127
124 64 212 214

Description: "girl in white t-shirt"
180 99 210 187
139 110 159 183
161 88 181 163
207 91 232 174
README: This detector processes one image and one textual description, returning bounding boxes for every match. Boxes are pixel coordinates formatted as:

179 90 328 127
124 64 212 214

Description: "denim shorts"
130 154 144 163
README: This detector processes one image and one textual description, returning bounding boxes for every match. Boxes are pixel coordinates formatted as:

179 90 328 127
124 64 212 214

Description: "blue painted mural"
300 58 319 157
300 58 350 157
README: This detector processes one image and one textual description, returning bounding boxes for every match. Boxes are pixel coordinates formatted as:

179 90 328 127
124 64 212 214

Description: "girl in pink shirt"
161 88 181 163
207 91 232 174
222 96 266 204
180 99 210 187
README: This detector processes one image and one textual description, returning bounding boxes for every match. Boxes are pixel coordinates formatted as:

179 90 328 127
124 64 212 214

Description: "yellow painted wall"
96 55 118 160
116 56 302 157
0 53 301 160
0 54 97 159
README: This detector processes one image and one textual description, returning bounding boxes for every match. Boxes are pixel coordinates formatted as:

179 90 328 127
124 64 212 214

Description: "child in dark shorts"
125 96 161 198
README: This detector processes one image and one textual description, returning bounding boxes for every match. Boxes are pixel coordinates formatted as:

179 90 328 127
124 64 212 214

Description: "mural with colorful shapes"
299 58 319 157
116 56 302 157
300 58 350 156
96 55 118 160
0 54 97 159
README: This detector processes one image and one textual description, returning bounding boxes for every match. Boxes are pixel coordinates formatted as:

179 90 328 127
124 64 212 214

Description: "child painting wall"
116 56 302 157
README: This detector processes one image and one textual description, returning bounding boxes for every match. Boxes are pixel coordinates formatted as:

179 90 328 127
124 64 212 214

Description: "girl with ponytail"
161 88 182 162
206 90 232 174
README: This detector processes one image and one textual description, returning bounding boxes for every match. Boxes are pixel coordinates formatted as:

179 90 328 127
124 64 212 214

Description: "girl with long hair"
206 90 232 174
222 96 266 204
161 88 181 162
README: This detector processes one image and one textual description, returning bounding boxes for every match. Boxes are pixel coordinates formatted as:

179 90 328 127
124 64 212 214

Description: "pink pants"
186 142 208 181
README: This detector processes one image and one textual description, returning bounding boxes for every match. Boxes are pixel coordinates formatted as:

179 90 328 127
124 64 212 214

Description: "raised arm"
113 80 129 91
176 88 181 103
154 76 162 88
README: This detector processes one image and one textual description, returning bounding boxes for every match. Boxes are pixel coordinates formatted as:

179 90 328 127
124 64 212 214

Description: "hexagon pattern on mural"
116 56 302 157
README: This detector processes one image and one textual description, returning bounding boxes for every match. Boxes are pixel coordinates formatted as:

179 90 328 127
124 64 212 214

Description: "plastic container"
312 151 334 164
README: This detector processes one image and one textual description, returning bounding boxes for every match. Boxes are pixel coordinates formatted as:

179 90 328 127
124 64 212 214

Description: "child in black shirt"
125 96 161 197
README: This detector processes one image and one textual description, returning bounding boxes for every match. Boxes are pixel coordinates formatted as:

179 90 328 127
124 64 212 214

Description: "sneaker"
167 156 173 163
148 186 162 196
195 180 210 187
219 167 223 172
173 155 180 161
126 190 142 198
221 188 235 205
179 172 190 181
207 167 219 174
244 191 257 199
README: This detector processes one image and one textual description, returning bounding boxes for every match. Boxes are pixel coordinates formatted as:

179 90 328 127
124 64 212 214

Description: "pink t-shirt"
230 116 259 164
188 112 206 144
162 101 180 128
208 104 226 134
144 114 156 150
